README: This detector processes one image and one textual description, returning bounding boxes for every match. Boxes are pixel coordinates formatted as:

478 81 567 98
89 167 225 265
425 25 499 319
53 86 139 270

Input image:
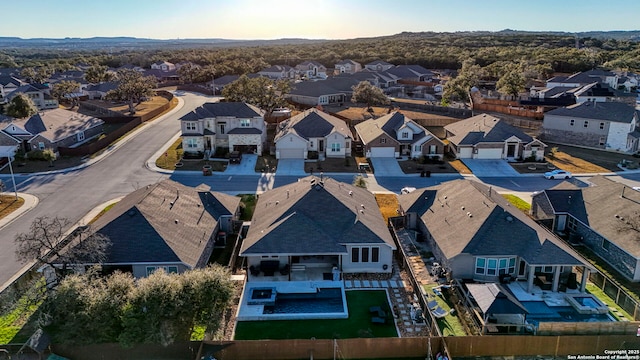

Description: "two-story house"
334 59 362 74
150 61 176 72
274 109 353 159
355 112 445 159
179 102 266 157
257 65 296 80
542 101 640 153
7 84 58 110
364 60 395 72
294 61 327 80
0 76 25 104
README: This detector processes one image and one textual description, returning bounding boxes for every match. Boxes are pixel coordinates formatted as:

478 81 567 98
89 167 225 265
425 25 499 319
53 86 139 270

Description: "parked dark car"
229 151 242 164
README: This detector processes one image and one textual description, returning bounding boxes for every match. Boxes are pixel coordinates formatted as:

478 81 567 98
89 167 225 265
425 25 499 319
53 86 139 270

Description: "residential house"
294 61 327 80
444 114 546 160
286 77 359 106
83 82 119 100
464 283 529 334
179 102 266 157
258 65 296 80
79 179 240 278
355 112 445 159
240 176 396 281
334 59 362 74
531 176 640 282
0 76 25 104
208 74 261 94
365 60 395 72
546 69 619 90
150 61 176 72
384 65 435 83
0 108 104 153
398 179 594 293
7 84 58 110
274 109 353 159
542 101 639 153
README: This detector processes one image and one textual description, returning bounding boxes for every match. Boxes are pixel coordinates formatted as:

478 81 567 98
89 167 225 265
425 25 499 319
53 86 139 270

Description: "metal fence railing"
576 266 640 320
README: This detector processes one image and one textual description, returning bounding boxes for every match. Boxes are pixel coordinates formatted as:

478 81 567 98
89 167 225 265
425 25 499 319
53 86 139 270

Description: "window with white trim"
401 132 409 139
475 257 516 276
414 145 420 151
380 138 386 144
240 119 251 127
186 138 198 148
185 122 197 131
351 247 359 262
371 247 379 262
218 122 226 134
361 248 369 263
331 143 340 152
583 121 589 128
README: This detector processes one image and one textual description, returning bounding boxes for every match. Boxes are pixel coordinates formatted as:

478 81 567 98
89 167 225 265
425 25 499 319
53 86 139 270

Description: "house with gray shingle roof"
240 176 396 280
532 176 640 282
83 81 118 99
542 101 640 153
258 65 296 80
294 61 327 80
0 108 104 153
179 102 266 157
398 179 594 293
7 84 58 110
445 113 546 160
334 59 361 75
86 179 240 278
274 109 353 159
286 77 359 106
0 76 25 104
365 60 395 72
355 111 445 159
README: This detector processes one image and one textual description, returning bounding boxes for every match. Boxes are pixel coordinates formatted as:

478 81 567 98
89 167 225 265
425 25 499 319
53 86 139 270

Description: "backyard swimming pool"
263 288 344 314
522 301 615 325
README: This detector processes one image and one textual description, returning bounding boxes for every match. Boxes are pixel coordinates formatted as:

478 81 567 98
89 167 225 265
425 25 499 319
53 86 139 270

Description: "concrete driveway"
224 154 258 175
276 159 306 176
461 159 520 177
370 158 403 177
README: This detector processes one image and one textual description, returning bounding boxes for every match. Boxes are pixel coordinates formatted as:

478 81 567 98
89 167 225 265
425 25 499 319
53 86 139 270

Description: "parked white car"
544 169 572 179
401 187 416 194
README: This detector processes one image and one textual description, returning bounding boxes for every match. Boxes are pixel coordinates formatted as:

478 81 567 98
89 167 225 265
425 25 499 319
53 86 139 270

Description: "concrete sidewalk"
0 193 39 230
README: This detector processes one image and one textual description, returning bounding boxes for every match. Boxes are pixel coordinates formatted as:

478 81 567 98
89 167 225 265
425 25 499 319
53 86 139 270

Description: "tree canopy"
15 216 111 284
222 75 290 115
44 266 234 346
107 69 157 114
84 64 113 84
51 80 81 107
4 94 38 118
351 81 390 110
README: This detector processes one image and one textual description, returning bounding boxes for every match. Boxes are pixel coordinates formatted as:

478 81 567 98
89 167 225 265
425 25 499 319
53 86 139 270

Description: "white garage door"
370 147 395 157
458 147 473 158
278 148 304 159
477 148 504 159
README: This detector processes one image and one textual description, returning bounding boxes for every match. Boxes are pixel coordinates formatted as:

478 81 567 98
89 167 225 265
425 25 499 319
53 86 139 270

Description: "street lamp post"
7 153 17 201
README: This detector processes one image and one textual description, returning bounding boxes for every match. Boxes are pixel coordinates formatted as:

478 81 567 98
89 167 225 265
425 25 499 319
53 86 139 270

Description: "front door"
318 139 325 152
507 143 516 157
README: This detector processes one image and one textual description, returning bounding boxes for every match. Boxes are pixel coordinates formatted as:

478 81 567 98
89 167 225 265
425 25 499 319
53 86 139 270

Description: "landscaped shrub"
183 151 204 159
308 151 319 160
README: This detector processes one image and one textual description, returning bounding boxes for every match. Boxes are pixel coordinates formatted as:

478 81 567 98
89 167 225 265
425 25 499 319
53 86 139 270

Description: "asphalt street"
2 91 640 291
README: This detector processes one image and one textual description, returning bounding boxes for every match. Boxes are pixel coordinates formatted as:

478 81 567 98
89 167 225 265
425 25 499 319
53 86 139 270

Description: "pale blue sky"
4 0 639 40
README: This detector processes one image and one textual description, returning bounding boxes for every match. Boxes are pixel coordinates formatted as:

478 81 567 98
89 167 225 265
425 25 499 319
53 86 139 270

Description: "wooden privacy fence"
537 321 640 336
199 337 443 360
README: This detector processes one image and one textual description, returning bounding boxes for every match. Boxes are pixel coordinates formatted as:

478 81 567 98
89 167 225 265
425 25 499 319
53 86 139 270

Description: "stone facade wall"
541 128 603 149
573 218 637 280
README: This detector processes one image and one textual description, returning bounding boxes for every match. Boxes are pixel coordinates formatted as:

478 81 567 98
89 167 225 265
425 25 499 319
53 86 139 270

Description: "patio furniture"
431 306 448 319
535 275 552 290
260 260 280 276
371 316 386 324
427 300 439 310
369 306 386 318
249 265 260 276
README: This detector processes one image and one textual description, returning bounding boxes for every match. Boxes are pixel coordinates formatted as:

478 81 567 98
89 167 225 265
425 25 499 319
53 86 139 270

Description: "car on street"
544 169 572 179
229 151 242 164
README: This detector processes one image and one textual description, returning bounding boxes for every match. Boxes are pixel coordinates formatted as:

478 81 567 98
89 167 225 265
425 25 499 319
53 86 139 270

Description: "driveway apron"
461 159 520 177
224 154 258 175
275 159 306 176
370 158 404 177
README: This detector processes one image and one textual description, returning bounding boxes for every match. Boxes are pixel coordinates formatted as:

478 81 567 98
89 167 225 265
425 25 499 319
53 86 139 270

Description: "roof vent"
275 201 279 205
361 204 365 209
359 209 364 214
174 219 179 224
349 191 353 196
615 214 620 219
467 212 473 218
127 210 136 217
461 206 465 211
506 216 513 223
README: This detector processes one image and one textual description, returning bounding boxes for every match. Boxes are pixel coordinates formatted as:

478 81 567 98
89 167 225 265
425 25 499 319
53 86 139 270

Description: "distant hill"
0 30 638 50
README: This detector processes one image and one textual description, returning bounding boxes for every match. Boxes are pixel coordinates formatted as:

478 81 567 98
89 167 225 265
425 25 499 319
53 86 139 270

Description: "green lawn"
423 284 466 336
238 194 257 221
0 277 45 344
586 283 633 320
234 290 397 340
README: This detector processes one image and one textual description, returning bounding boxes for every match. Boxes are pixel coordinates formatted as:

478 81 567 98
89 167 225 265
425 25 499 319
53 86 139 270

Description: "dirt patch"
83 96 170 117
304 156 359 173
398 159 457 174
546 143 638 173
448 160 472 174
375 193 399 224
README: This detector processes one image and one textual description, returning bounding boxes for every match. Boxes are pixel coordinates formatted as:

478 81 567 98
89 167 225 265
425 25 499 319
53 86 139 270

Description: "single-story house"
179 102 266 157
240 176 396 281
286 77 359 106
274 109 353 159
258 65 296 80
354 111 445 159
542 101 640 153
81 179 240 278
445 114 547 160
83 81 118 100
0 108 104 153
365 60 395 72
398 179 594 293
531 176 640 282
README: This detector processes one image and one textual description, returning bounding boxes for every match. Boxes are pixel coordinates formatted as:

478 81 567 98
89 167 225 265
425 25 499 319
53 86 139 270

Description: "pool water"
522 301 614 324
263 288 344 314
574 296 599 308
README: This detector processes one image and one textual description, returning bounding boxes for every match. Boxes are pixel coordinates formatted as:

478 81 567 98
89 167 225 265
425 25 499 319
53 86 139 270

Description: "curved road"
2 91 640 290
